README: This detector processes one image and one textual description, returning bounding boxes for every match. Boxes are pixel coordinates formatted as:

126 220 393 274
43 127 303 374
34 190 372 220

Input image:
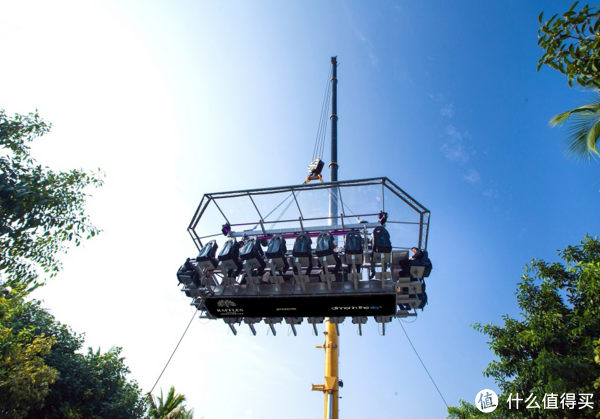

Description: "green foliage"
595 339 600 390
3 301 147 419
2 299 190 418
538 2 600 88
1 109 194 417
0 109 103 288
29 346 147 419
0 291 59 419
447 399 502 419
455 236 600 418
549 94 600 161
146 386 194 419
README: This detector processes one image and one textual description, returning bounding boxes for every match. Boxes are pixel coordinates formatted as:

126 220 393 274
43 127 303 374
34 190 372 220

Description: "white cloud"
441 125 472 164
463 169 481 184
484 188 499 199
428 92 444 101
355 29 367 43
440 103 454 117
354 29 379 67
445 124 462 140
368 50 379 67
441 143 469 164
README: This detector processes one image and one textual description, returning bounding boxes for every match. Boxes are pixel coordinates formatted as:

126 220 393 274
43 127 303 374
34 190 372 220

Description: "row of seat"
195 227 431 279
177 227 431 318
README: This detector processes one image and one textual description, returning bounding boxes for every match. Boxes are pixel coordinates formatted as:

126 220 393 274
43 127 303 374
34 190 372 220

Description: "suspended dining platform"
176 177 432 335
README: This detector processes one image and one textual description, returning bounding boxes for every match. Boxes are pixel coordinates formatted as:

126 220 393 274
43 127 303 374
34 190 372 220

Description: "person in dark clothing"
409 247 425 265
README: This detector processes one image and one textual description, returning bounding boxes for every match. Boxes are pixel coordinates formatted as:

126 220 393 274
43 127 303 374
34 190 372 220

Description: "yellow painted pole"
312 319 339 419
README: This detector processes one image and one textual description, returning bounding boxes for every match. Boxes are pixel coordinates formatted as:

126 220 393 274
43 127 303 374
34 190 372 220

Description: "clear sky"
1 1 599 418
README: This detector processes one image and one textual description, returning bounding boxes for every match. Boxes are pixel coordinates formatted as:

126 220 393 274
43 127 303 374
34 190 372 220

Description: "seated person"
409 247 425 266
398 259 411 278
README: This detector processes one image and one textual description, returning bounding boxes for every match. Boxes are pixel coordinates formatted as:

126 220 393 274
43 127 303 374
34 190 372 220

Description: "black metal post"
330 56 338 183
329 56 339 227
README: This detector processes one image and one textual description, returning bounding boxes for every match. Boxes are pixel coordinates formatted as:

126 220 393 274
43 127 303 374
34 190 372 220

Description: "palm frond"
550 103 600 126
145 392 159 418
550 92 600 161
146 386 192 419
586 119 600 154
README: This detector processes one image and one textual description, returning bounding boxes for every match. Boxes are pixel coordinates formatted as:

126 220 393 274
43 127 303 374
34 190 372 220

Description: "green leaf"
1 109 103 288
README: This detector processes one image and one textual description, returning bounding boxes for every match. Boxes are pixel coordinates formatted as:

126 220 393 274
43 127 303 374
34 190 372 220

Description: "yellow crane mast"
312 319 340 419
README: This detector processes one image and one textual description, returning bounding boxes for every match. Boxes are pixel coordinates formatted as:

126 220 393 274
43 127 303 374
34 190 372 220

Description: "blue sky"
1 1 599 418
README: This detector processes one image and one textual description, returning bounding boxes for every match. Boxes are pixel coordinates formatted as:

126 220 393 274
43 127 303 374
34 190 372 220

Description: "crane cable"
312 66 332 161
149 310 197 395
398 320 449 408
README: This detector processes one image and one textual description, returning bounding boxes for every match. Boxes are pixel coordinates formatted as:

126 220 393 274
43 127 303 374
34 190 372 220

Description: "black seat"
345 230 363 255
292 233 313 273
218 238 243 276
409 249 432 277
196 240 219 270
417 292 427 309
293 233 312 257
240 238 266 275
266 234 289 273
371 226 392 253
177 258 200 287
421 250 433 277
345 229 364 272
266 234 287 258
316 231 335 256
369 227 392 279
218 238 240 261
315 231 341 273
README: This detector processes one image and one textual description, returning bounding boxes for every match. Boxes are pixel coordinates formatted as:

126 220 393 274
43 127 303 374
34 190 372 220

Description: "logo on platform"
475 389 498 413
217 300 237 308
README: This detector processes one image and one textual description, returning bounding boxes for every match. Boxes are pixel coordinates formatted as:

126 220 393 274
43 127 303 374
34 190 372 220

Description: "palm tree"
550 94 600 161
145 386 194 419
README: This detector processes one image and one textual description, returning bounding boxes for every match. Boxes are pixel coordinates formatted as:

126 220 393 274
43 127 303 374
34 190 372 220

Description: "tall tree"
2 299 147 419
0 109 103 289
146 386 194 419
0 291 59 419
538 2 600 88
538 3 600 161
1 110 147 418
447 399 501 419
448 237 600 418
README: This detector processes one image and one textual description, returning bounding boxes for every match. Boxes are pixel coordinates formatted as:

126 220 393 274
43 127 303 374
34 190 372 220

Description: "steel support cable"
326 187 387 225
250 189 302 233
312 80 326 159
314 103 326 160
149 310 197 395
250 193 294 232
312 81 326 161
269 195 297 230
326 187 361 223
398 321 448 408
314 69 330 160
319 79 331 159
268 188 305 231
313 67 333 160
264 193 293 219
319 82 331 159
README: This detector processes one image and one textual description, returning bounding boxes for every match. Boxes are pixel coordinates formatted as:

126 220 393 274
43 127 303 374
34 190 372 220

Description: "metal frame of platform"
178 176 431 335
188 177 430 251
